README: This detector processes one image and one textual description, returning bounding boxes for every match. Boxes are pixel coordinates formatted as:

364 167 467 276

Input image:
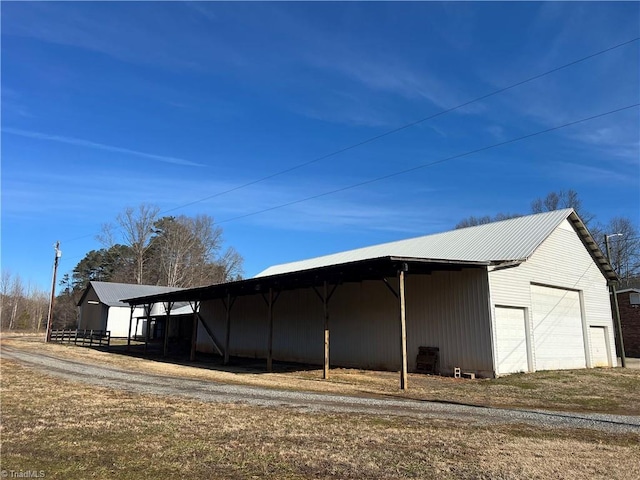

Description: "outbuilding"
123 209 619 385
77 281 184 337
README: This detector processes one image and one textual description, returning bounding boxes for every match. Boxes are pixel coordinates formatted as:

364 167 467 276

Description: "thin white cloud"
2 128 204 167
554 161 639 186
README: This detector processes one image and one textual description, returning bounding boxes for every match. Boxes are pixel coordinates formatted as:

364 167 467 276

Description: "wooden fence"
49 329 111 348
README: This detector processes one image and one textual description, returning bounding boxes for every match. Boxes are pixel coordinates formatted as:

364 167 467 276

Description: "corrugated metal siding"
488 219 616 371
197 268 493 375
257 209 572 277
406 270 493 376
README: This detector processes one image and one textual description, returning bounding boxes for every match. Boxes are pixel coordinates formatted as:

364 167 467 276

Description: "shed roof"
78 281 184 307
617 288 640 294
257 209 612 279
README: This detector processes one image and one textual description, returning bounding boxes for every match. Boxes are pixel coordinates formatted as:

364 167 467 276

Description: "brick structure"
617 289 640 358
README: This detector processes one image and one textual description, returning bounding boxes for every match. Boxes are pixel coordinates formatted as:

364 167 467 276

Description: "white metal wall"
488 219 616 374
107 305 146 337
197 268 494 376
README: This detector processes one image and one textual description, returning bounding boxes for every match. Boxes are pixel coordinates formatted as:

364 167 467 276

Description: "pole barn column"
127 305 134 352
323 281 330 380
190 301 199 362
399 270 408 390
163 302 173 357
267 288 274 373
144 303 152 355
224 294 232 365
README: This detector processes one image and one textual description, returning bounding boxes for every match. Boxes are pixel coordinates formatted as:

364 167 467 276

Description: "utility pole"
45 241 62 342
605 233 626 368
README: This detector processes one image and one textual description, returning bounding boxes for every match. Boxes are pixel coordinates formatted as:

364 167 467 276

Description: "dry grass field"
1 334 640 478
2 334 640 415
1 359 639 480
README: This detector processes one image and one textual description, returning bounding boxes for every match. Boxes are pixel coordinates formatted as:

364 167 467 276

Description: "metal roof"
257 209 583 277
121 209 617 306
78 281 184 307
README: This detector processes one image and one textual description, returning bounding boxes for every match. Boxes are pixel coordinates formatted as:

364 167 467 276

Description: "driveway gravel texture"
3 345 639 435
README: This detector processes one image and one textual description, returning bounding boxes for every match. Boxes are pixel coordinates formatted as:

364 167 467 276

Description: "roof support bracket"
382 277 399 298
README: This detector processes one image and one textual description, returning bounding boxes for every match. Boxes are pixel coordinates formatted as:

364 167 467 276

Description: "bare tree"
154 216 202 287
594 217 640 289
152 214 240 287
1 271 49 331
531 189 595 226
455 213 521 229
218 247 244 282
100 204 160 284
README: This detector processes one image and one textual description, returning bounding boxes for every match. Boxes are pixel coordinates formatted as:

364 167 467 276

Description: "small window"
630 292 640 305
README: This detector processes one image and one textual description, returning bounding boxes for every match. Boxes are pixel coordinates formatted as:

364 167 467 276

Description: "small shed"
617 288 640 357
77 281 184 337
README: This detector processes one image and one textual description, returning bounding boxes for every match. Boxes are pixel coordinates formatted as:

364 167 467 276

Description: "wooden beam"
127 306 134 352
163 302 173 357
323 280 330 380
267 287 273 372
399 270 408 390
196 312 224 356
189 301 199 362
144 304 152 355
224 294 232 365
382 277 399 298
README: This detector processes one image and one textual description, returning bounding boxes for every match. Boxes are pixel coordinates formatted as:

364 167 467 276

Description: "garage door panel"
495 307 529 374
531 285 586 371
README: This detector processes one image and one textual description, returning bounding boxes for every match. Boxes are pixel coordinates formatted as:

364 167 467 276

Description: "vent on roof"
630 292 640 306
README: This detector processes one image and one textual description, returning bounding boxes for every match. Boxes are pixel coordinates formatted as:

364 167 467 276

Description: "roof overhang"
567 211 619 283
122 256 490 306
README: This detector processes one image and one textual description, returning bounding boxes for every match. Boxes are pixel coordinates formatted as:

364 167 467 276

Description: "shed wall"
77 288 107 331
488 219 616 373
107 306 146 337
197 268 493 376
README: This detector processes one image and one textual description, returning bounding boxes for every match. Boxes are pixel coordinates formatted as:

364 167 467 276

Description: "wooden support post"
127 306 134 352
399 270 408 390
144 304 152 355
267 287 274 373
190 301 199 362
163 302 173 357
323 281 330 380
224 294 232 365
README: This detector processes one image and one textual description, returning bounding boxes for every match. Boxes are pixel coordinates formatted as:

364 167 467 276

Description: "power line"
58 100 638 270
159 36 639 215
215 103 640 224
61 36 640 244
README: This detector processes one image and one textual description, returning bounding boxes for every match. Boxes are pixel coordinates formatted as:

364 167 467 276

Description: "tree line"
3 193 637 331
456 190 640 289
53 204 245 329
0 271 49 331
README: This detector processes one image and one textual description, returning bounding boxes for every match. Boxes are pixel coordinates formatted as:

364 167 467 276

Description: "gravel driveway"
3 346 640 434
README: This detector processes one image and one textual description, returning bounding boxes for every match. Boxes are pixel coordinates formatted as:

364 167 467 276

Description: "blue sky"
2 1 639 291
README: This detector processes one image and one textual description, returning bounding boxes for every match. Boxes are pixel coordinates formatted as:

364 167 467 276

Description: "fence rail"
49 329 111 348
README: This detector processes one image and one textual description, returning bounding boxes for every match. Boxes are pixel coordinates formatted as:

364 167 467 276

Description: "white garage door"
589 326 609 367
531 285 586 370
495 307 529 374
